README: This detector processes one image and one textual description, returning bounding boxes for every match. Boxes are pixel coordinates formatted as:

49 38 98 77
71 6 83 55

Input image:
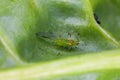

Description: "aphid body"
36 32 80 48
55 38 80 47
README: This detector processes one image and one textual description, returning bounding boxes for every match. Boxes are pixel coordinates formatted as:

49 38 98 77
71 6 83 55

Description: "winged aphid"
36 32 80 48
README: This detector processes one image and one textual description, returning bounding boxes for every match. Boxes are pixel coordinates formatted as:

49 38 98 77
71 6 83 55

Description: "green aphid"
55 38 79 47
36 32 80 48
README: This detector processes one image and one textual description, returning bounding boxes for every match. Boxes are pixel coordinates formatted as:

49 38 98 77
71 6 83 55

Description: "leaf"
0 49 120 80
90 0 120 41
0 0 120 80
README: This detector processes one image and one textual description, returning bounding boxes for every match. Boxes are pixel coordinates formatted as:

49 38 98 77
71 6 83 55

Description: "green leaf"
90 0 120 41
0 0 120 80
0 49 120 80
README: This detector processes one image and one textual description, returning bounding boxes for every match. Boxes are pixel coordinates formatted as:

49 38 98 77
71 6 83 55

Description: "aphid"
36 32 80 48
55 33 80 48
94 13 101 24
